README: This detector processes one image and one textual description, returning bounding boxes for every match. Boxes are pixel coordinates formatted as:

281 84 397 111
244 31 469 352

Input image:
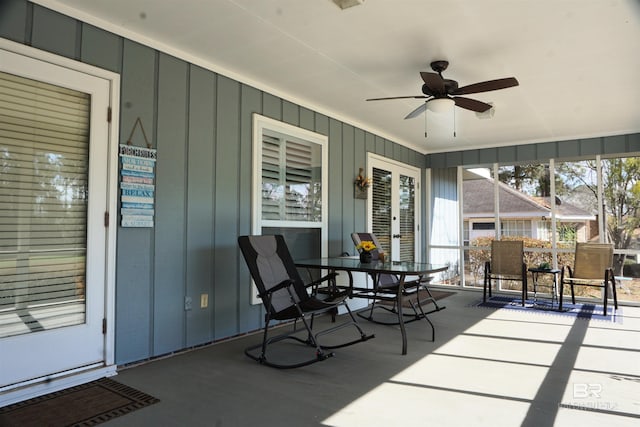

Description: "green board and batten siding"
3 0 638 365
1 0 423 364
425 134 640 169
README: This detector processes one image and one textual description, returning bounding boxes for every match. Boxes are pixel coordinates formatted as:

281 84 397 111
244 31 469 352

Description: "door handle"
393 234 402 239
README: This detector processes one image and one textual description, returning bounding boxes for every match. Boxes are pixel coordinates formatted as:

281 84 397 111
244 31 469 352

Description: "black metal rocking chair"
238 234 374 369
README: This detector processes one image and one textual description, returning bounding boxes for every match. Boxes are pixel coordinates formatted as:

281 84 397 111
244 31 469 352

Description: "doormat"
0 377 159 427
471 295 623 323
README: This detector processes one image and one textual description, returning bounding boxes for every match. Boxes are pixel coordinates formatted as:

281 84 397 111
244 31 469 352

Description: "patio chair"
483 240 528 305
559 242 617 315
237 234 373 369
350 232 445 341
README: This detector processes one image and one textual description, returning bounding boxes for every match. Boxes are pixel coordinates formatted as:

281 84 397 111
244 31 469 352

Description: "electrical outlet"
200 293 208 308
184 296 192 311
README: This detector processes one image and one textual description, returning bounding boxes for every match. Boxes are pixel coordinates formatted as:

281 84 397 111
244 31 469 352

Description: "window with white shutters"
260 134 282 220
251 114 328 304
260 132 322 223
253 114 327 232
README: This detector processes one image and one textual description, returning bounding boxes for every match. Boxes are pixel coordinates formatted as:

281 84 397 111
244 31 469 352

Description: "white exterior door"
367 154 421 262
0 48 112 390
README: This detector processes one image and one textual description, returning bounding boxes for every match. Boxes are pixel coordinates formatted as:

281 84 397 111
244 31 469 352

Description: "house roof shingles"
463 178 595 220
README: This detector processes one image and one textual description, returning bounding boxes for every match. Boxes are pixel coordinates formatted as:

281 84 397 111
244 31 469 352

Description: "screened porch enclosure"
430 160 640 304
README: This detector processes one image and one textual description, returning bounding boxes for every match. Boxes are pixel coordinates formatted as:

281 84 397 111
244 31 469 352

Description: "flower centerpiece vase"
359 251 373 263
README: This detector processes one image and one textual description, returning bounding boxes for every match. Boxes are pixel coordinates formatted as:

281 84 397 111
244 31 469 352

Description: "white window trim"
251 114 328 303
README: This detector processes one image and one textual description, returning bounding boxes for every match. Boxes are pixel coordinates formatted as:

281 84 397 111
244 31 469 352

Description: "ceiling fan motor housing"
430 60 449 73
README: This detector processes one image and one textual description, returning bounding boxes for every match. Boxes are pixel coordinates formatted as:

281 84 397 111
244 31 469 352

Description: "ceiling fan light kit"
366 60 518 128
427 98 455 113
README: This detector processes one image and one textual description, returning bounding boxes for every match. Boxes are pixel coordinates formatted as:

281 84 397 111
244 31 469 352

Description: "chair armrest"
258 279 295 299
307 272 338 289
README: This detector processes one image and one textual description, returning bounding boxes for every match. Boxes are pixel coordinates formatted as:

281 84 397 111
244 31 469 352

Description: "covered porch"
105 290 640 426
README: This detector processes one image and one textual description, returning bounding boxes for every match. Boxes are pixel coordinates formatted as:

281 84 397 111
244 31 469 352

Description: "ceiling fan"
366 60 519 119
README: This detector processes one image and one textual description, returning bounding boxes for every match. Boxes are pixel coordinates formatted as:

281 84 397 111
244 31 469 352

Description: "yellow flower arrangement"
356 240 376 252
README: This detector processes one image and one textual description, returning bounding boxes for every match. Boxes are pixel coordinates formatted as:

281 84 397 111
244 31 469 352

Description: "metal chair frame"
560 242 618 315
238 234 373 369
483 240 528 305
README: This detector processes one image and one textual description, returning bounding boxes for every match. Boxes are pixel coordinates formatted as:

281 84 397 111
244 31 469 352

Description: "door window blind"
0 71 89 338
399 174 415 261
372 167 392 255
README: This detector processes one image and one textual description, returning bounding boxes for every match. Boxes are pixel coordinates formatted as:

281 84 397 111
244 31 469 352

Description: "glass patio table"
294 257 448 355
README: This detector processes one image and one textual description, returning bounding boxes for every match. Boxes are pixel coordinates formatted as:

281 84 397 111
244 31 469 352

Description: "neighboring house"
463 178 596 244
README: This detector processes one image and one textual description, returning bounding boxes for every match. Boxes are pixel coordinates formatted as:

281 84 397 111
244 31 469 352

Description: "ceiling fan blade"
366 95 428 101
451 77 519 95
454 96 492 113
404 102 428 120
420 72 445 94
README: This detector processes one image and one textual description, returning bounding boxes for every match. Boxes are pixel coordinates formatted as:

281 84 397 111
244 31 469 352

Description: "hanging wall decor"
119 117 156 227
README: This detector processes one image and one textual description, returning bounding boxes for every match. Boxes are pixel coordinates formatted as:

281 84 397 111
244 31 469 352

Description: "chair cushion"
249 235 301 312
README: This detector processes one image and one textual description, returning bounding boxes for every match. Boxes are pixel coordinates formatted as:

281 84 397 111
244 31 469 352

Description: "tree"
602 158 640 273
557 158 640 274
498 164 550 196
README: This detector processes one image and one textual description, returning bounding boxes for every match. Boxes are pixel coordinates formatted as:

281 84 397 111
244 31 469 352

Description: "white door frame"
366 153 421 261
0 39 119 406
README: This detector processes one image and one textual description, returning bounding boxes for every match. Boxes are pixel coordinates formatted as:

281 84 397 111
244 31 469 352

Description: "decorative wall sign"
119 144 156 227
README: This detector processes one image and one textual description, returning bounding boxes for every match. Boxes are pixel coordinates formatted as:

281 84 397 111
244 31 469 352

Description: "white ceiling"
39 0 640 154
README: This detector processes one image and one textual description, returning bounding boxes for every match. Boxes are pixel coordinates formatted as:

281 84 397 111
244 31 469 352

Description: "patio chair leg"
410 299 435 342
341 300 376 341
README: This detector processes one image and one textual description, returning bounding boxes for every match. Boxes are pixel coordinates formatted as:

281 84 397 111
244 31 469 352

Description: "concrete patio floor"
107 290 640 426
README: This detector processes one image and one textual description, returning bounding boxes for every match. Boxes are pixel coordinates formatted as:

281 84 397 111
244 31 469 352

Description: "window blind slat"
0 120 90 145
